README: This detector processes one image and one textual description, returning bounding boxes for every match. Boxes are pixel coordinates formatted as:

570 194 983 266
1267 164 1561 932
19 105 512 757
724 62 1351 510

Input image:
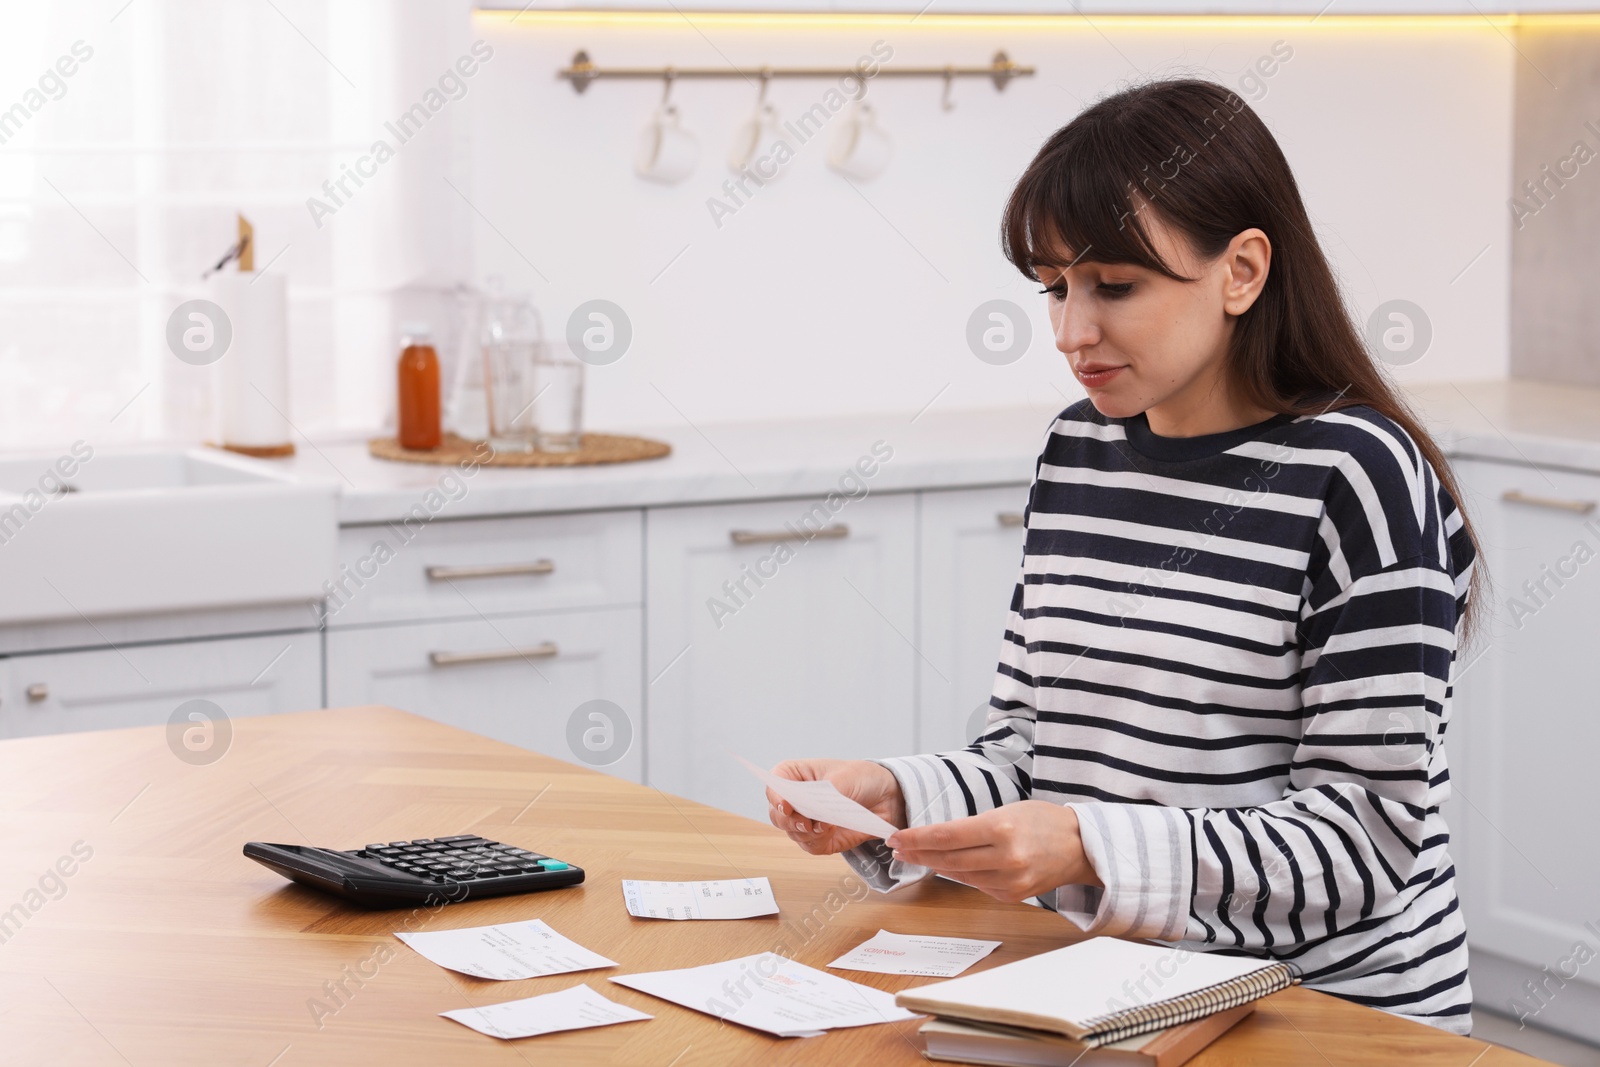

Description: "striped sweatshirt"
846 399 1475 1034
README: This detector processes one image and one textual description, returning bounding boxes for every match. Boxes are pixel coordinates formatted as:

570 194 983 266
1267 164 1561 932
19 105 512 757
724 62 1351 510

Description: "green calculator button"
537 859 570 871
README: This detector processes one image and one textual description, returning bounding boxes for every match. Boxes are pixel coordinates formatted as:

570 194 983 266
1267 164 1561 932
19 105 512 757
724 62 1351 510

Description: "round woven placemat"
368 431 671 467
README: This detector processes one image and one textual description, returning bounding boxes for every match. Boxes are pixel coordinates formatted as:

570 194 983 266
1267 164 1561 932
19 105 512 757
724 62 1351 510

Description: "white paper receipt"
828 929 1002 978
735 753 900 840
621 877 779 920
395 919 616 980
612 951 918 1037
440 984 652 1040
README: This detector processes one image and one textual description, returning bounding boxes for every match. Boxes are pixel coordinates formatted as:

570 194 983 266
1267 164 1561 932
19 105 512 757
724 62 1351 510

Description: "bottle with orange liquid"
397 324 441 451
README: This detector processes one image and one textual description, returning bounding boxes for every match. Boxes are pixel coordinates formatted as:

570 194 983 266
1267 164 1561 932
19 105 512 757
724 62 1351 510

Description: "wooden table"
0 706 1548 1066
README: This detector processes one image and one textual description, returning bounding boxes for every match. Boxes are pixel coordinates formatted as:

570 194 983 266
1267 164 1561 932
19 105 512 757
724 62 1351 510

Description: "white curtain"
0 0 474 451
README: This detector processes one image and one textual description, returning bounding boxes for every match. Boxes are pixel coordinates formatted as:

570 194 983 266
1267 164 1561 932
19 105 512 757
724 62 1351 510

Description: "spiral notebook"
895 937 1296 1048
919 1003 1256 1067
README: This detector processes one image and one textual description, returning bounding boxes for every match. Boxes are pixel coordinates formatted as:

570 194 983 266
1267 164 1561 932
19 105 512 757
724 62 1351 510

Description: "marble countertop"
260 379 1600 525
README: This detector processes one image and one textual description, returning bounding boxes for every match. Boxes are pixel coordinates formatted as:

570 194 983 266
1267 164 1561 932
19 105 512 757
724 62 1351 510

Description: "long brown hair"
999 78 1483 637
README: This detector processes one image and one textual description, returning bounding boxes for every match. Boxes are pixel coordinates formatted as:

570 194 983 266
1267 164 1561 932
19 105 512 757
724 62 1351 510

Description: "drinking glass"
535 352 585 453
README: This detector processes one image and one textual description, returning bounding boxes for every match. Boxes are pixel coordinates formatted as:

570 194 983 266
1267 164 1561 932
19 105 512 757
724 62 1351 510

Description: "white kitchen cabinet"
915 484 1032 753
1448 458 1600 991
326 607 643 782
324 510 642 628
645 492 917 821
0 632 321 738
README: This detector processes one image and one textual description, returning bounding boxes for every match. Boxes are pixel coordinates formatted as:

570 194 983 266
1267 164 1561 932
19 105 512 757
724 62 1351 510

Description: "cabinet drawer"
323 510 642 627
1 633 321 739
325 607 642 782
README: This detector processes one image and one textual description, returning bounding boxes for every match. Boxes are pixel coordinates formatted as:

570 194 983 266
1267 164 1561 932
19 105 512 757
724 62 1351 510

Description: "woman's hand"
885 801 1102 904
766 759 907 855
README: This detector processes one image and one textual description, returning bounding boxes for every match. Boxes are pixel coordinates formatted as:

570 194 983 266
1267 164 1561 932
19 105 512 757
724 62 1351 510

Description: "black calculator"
243 835 584 908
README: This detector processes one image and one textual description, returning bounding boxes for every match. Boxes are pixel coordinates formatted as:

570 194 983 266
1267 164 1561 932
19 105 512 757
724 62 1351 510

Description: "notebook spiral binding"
1077 961 1300 1048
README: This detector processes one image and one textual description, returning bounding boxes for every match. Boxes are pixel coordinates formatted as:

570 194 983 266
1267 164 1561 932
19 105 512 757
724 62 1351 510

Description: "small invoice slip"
612 952 918 1038
621 877 779 920
440 984 652 1040
395 919 616 980
827 929 1002 978
735 754 900 840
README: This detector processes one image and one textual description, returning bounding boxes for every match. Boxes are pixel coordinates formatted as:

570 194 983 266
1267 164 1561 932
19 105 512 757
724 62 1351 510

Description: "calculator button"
435 835 476 843
410 839 435 845
537 860 570 871
365 844 389 851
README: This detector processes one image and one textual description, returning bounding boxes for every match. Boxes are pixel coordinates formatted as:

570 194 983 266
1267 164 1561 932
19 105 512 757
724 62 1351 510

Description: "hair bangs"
1001 130 1185 283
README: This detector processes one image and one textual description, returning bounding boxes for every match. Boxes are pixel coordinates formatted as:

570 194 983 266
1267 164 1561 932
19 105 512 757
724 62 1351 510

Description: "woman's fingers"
768 802 825 839
771 759 825 783
890 843 1002 872
765 794 822 834
886 814 991 853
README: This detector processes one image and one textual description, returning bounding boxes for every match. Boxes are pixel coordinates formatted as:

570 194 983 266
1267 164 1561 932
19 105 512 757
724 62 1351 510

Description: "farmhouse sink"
0 447 337 626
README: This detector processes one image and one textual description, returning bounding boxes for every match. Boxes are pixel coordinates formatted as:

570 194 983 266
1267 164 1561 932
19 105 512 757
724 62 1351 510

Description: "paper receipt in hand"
622 877 779 920
735 754 899 840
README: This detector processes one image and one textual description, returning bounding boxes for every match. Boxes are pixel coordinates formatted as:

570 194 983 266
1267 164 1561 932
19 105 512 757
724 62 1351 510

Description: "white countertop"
268 403 1059 525
1406 379 1600 474
257 378 1600 525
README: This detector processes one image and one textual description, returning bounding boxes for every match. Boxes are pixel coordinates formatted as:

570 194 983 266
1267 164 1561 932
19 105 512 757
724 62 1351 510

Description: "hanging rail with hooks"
557 49 1035 95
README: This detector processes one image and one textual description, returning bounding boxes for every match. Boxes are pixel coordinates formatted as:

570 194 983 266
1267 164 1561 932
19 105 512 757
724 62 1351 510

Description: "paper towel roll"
208 271 292 454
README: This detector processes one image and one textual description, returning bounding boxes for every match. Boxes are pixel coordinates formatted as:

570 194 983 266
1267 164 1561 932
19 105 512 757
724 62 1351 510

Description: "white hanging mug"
636 101 699 184
827 100 892 182
729 74 786 182
729 101 786 181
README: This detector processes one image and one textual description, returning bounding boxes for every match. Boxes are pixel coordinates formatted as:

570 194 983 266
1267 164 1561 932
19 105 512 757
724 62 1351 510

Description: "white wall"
467 15 1514 432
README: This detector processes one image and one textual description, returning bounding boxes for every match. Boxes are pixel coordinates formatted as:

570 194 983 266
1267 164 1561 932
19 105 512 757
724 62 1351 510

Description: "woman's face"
1035 208 1271 434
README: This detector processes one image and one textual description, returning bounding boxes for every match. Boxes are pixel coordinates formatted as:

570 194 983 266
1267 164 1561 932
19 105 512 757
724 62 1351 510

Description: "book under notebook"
919 1003 1257 1067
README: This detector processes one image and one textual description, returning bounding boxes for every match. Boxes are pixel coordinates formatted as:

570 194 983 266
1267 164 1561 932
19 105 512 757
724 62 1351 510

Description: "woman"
768 79 1479 1034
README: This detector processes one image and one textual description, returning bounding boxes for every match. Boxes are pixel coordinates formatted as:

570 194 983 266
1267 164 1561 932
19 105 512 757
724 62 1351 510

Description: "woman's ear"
1221 228 1271 316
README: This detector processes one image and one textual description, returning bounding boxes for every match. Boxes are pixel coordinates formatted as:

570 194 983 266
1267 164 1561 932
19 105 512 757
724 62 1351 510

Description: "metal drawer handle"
996 511 1025 528
425 559 555 581
729 524 849 545
429 642 559 667
25 683 47 702
1502 489 1597 515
